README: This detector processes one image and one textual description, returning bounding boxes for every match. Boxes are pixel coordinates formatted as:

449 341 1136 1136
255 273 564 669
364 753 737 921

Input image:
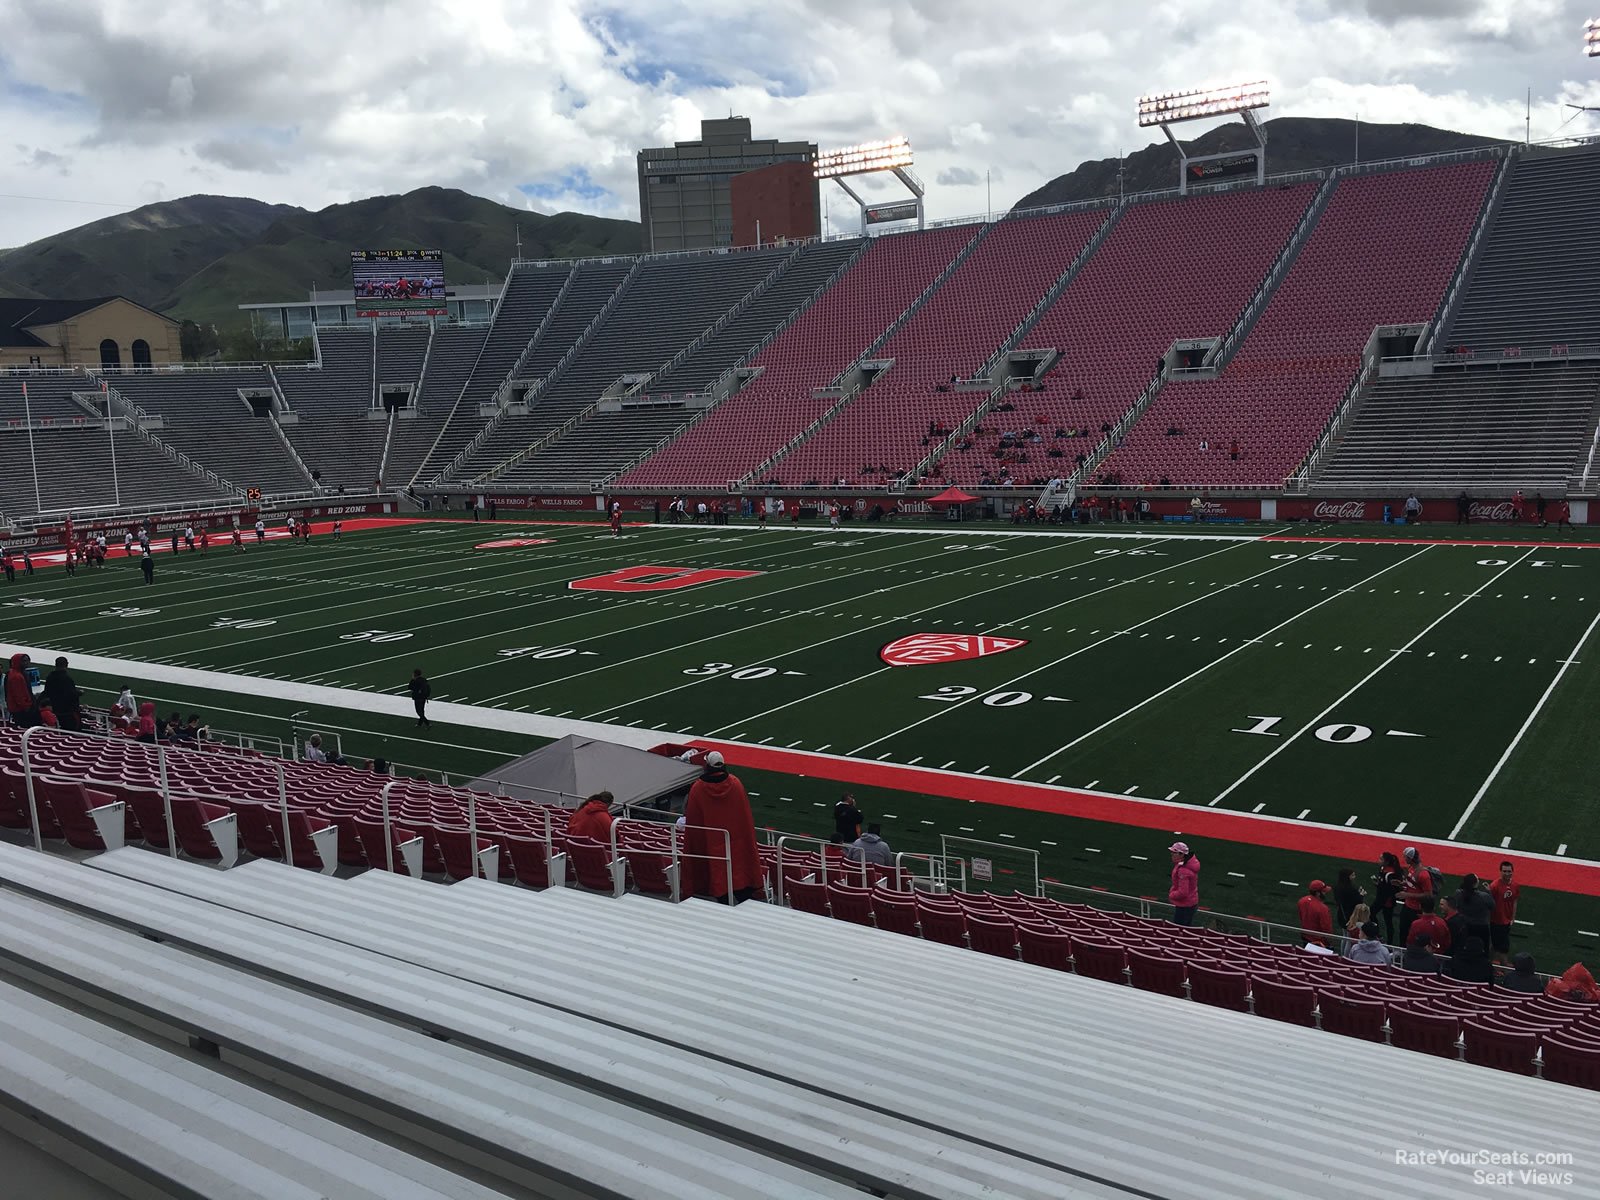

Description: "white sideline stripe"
1448 604 1600 840
4 645 669 750
1013 544 1427 776
1211 549 1537 806
665 522 1279 543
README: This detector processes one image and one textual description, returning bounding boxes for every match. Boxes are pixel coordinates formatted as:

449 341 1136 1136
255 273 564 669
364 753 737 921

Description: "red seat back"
1187 963 1250 1011
1127 949 1187 997
965 915 1018 959
564 836 614 891
914 900 968 947
825 883 875 926
1388 1006 1461 1059
1541 1035 1600 1091
1317 991 1387 1042
1462 1019 1539 1076
871 894 919 936
786 878 830 916
1071 939 1129 985
1016 924 1073 972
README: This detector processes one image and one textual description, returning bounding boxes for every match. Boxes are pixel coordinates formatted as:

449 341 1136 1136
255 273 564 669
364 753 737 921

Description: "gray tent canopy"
468 735 700 811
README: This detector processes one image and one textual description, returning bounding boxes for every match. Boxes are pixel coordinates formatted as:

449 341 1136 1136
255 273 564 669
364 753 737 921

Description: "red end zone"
690 740 1600 897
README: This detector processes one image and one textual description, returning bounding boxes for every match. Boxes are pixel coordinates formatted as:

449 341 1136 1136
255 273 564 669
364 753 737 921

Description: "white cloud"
0 0 1594 247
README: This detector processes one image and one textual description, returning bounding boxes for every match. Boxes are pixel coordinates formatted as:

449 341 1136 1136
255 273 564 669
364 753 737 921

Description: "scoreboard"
351 249 447 318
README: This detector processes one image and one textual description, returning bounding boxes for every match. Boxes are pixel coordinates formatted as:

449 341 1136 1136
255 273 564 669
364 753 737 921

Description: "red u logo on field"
569 565 764 593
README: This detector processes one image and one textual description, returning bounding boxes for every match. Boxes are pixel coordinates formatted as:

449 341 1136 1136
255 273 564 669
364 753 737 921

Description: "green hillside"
0 187 642 332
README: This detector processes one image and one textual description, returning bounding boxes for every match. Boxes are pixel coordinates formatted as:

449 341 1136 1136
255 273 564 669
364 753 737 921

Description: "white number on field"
919 686 1071 707
1093 548 1166 557
0 597 60 608
681 662 793 679
211 616 276 630
100 606 160 618
1232 714 1417 743
339 629 412 644
498 646 580 660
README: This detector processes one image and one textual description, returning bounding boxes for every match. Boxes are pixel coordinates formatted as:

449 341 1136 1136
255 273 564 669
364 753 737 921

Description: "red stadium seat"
564 836 619 894
1070 939 1128 985
37 778 124 852
1127 949 1187 998
1388 1006 1461 1059
964 915 1019 959
871 892 920 936
1462 1019 1540 1076
1251 977 1318 1026
825 882 875 926
914 899 968 947
1316 992 1387 1042
1541 1035 1600 1090
786 878 830 917
1187 963 1250 1012
1016 924 1074 972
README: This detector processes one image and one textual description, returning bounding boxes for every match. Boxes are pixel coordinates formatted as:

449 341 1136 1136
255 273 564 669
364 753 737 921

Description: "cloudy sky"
2 0 1597 246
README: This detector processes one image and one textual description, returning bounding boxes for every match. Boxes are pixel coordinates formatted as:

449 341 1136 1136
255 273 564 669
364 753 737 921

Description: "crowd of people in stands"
1159 838 1593 995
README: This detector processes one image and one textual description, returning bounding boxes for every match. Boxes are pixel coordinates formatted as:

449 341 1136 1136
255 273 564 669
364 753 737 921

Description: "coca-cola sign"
1469 501 1516 522
1313 501 1371 520
880 633 1028 667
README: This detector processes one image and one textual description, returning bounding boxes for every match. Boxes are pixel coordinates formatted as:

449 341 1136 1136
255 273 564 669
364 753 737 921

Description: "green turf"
6 515 1600 968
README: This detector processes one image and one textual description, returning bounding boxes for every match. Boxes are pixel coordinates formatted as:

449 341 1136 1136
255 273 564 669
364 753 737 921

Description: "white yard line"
584 536 1106 719
473 534 1075 704
1212 548 1537 806
1013 544 1430 777
847 540 1300 756
709 539 1254 740
1448 603 1600 839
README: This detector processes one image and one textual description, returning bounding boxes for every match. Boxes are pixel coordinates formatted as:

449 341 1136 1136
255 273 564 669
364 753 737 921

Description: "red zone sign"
569 565 764 593
880 633 1028 667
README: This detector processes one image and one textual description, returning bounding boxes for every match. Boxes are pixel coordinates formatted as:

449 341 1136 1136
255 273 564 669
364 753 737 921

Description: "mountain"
0 188 641 330
1012 117 1506 210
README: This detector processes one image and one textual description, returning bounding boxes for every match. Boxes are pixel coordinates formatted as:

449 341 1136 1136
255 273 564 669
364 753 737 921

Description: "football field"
6 513 1600 961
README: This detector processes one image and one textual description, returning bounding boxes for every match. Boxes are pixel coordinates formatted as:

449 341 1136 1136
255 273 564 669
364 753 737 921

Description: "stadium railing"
608 817 732 904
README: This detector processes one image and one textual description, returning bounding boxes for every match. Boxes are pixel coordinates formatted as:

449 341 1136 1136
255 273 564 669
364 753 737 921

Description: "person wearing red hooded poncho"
682 751 763 904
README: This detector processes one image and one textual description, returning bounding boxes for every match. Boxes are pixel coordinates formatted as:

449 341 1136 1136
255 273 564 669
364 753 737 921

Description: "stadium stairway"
1307 358 1600 494
476 248 795 488
1441 143 1600 356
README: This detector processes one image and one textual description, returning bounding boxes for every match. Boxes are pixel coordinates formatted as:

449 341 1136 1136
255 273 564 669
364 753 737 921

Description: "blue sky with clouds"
0 0 1596 246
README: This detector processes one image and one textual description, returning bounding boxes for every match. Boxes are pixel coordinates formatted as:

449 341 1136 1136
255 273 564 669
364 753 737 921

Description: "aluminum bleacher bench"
0 976 507 1200
0 845 1109 1200
0 865 866 1198
68 847 1599 1200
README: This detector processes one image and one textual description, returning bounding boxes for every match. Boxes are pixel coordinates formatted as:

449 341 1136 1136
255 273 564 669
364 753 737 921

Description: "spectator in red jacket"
1167 841 1200 926
1297 880 1334 947
4 653 35 726
683 751 762 903
135 701 158 744
566 791 615 842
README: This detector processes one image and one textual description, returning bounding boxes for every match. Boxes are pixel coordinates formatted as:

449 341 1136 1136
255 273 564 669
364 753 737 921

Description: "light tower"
814 136 925 234
1136 81 1271 195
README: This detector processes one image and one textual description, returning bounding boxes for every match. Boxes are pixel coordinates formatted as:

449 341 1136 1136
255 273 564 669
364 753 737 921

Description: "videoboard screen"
350 249 447 317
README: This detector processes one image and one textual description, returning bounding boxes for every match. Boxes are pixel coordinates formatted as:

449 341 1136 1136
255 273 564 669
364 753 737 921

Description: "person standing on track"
408 668 432 728
1167 841 1201 926
184 523 196 552
140 548 154 585
123 529 134 557
1456 490 1471 525
254 517 266 545
199 528 209 555
1555 498 1575 533
286 515 297 541
333 519 343 540
757 500 768 530
610 501 623 537
232 527 244 553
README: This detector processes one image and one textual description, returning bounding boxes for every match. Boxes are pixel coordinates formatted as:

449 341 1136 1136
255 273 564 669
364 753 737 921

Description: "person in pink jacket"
1168 840 1201 926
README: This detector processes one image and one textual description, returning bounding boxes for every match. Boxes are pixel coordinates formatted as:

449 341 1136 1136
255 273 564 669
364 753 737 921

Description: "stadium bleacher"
274 327 386 489
1097 161 1495 489
380 322 487 486
618 225 977 489
774 209 1108 488
1310 360 1600 493
108 368 313 495
1442 145 1600 354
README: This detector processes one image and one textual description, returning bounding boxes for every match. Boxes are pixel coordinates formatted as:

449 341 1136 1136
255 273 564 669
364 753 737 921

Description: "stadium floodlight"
814 136 915 179
814 135 924 234
1137 81 1270 127
1587 17 1599 56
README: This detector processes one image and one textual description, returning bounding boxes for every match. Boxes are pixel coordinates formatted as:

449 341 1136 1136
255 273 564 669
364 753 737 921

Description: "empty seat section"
408 266 573 483
276 327 384 488
110 368 312 494
777 212 1103 488
1445 146 1600 354
621 227 974 488
1312 361 1600 493
942 183 1315 486
383 324 488 485
481 251 788 485
1098 162 1494 488
0 426 229 513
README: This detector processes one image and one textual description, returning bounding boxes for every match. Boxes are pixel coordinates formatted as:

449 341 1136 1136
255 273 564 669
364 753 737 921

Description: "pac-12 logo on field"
569 565 764 593
879 633 1028 667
